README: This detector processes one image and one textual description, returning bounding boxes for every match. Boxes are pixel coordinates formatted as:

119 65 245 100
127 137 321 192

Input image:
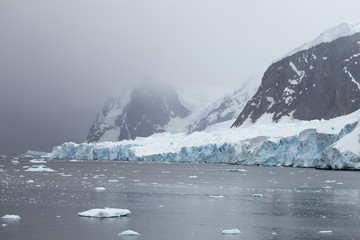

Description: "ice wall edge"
50 121 359 169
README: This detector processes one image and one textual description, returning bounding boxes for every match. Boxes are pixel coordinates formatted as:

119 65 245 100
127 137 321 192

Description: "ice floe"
210 195 224 199
118 230 140 236
29 159 47 163
221 169 247 172
1 214 21 220
24 165 55 172
222 228 241 234
78 208 130 218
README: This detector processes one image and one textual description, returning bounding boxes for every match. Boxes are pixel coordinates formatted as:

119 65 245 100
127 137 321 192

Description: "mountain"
187 80 259 133
232 22 360 128
87 82 190 143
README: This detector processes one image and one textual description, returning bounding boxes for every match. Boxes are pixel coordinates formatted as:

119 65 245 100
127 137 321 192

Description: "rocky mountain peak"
232 31 360 128
87 82 190 143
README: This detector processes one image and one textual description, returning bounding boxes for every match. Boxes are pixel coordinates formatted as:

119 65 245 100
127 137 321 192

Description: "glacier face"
50 111 360 169
319 122 360 169
229 123 357 168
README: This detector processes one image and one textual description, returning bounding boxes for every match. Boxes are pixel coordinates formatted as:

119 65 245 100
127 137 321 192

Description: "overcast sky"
1 0 360 154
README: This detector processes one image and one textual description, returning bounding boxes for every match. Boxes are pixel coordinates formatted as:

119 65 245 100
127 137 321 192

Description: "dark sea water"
1 157 360 240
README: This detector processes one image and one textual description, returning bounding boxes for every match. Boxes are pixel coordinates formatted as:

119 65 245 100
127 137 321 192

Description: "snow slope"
50 109 360 169
187 79 259 133
284 21 360 58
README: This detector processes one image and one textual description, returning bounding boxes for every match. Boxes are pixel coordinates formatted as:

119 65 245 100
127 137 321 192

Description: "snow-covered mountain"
187 80 259 133
232 22 360 127
87 82 190 143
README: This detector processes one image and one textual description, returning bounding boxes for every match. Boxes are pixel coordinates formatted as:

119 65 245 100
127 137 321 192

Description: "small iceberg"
318 230 333 234
78 208 130 218
1 214 21 220
94 187 106 191
222 228 241 235
25 165 55 172
324 180 336 183
118 230 140 236
252 193 264 198
209 195 224 199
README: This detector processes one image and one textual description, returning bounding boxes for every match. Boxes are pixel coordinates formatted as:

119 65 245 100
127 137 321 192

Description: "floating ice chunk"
78 208 130 218
210 195 224 199
222 228 241 235
25 165 55 172
29 159 47 163
118 230 140 236
318 230 333 234
324 180 336 183
1 215 21 220
94 187 106 191
2 224 8 227
221 169 247 172
69 159 79 162
252 193 264 198
11 160 19 164
189 175 198 179
26 180 34 183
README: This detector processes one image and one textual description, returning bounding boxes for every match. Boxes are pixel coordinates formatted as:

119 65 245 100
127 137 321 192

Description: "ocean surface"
1 157 360 240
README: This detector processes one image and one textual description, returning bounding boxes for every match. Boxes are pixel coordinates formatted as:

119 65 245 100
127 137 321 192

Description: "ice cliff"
50 110 360 170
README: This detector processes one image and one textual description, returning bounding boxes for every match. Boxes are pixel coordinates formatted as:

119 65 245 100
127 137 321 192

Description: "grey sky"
1 0 360 154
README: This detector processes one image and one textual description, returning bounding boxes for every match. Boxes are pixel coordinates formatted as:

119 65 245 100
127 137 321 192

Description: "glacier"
50 110 360 170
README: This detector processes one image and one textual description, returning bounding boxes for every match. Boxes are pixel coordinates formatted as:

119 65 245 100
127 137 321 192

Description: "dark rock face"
87 83 190 143
232 33 360 127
